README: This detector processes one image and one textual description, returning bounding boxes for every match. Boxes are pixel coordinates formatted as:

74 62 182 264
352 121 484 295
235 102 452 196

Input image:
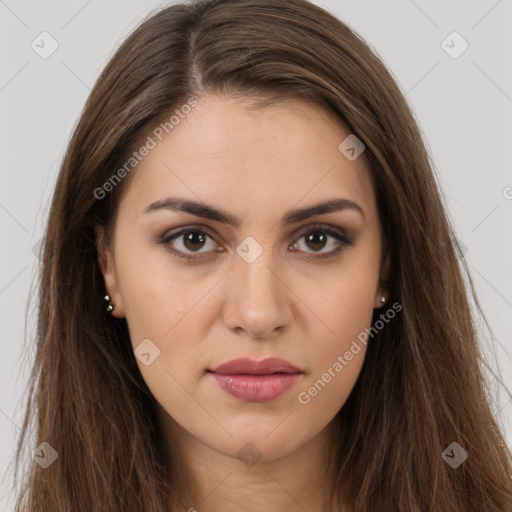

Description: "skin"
97 93 388 512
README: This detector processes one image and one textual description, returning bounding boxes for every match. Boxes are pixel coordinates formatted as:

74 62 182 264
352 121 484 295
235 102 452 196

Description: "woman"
13 0 512 510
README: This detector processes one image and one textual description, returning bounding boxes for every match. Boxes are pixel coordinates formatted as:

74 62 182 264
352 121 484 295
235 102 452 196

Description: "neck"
157 406 347 512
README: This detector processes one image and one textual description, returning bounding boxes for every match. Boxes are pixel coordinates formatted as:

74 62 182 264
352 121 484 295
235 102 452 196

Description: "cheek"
300 248 380 344
294 252 379 410
114 241 225 407
115 233 216 343
294 277 373 417
116 248 219 421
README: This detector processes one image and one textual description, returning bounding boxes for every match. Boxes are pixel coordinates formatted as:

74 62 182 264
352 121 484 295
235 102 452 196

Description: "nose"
222 250 293 340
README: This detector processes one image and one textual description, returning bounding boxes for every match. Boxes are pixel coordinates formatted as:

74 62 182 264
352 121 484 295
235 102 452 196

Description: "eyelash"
158 224 352 262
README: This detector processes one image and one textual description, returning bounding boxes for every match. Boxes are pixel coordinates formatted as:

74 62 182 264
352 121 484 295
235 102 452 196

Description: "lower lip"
209 372 302 402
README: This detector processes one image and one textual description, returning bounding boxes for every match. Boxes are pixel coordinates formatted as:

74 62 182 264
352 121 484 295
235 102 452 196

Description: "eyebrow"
143 196 365 226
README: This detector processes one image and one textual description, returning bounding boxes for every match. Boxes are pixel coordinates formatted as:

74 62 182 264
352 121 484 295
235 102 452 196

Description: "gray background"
1 0 511 508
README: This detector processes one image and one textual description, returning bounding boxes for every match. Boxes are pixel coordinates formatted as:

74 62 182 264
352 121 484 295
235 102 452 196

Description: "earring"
380 296 386 304
104 294 115 314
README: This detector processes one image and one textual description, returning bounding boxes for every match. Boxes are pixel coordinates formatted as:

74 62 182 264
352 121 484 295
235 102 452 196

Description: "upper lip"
209 357 302 375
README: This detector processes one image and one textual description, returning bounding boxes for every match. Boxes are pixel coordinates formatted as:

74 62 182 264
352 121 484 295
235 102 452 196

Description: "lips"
209 357 302 375
208 357 303 402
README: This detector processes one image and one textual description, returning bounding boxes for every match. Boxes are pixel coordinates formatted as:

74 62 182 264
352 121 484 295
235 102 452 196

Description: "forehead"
120 94 376 222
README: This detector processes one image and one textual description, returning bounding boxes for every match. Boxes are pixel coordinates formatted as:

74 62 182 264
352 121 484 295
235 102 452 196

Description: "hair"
11 0 512 510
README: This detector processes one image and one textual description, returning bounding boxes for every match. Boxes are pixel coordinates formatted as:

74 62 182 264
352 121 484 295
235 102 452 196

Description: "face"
97 93 387 464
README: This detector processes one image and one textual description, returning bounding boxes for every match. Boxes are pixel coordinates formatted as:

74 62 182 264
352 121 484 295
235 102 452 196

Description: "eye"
160 227 220 261
158 224 351 261
290 225 351 258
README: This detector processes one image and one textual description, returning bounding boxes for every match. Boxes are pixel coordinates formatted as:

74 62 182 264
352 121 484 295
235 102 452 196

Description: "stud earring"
380 296 386 304
104 294 115 314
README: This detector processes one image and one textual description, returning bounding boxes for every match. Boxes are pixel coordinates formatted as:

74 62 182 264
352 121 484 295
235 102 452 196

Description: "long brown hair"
12 0 512 510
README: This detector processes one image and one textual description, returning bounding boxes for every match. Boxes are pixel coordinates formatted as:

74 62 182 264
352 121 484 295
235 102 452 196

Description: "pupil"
184 232 205 251
307 232 326 251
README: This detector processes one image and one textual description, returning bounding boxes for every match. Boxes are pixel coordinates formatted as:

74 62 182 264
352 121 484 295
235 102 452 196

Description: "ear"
374 249 391 309
95 225 125 318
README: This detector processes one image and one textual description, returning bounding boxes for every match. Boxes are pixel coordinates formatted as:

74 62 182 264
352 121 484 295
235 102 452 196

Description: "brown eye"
182 231 208 252
291 226 351 258
159 224 351 262
304 231 328 252
160 228 219 260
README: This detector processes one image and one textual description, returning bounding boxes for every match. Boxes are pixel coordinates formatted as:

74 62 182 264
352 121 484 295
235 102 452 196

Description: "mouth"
207 357 303 402
209 356 302 375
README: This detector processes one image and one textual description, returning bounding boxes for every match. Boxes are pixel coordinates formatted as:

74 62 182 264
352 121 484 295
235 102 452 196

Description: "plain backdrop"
1 0 511 508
